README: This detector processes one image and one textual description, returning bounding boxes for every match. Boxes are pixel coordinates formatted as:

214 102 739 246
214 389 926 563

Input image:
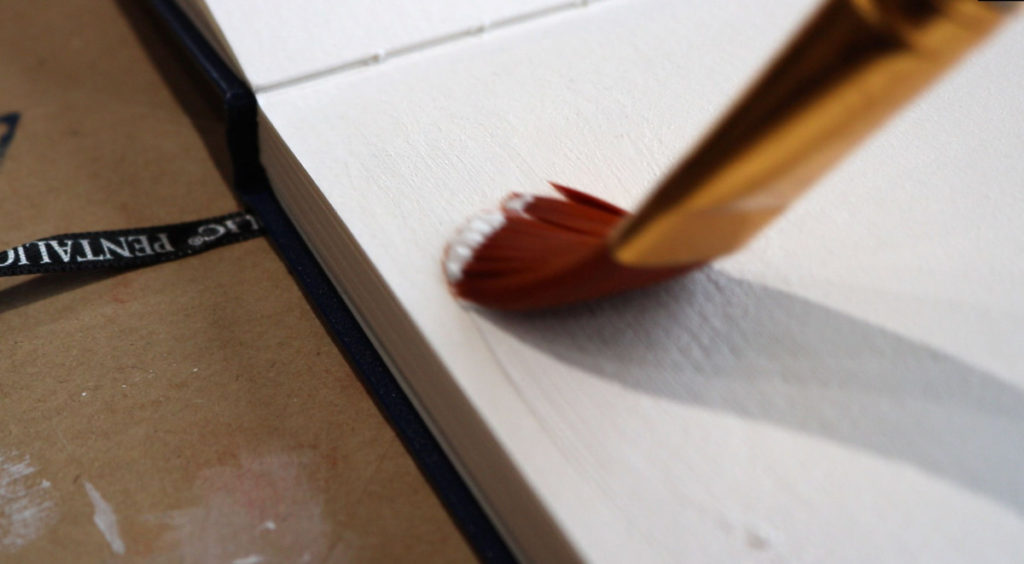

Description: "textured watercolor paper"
179 0 587 90
188 0 1024 560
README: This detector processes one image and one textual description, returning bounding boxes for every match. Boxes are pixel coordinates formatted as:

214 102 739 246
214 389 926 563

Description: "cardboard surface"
0 1 473 561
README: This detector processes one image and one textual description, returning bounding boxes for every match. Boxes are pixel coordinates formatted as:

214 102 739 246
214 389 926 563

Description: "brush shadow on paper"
483 268 1024 516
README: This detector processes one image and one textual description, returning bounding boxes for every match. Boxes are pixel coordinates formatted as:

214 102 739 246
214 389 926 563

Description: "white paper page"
190 0 588 90
258 0 1024 560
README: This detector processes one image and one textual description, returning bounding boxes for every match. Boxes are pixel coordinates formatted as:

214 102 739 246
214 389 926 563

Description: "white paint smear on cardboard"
148 452 330 563
0 448 58 553
84 481 125 555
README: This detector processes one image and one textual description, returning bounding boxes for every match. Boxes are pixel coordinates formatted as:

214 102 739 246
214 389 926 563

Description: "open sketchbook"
177 1 1024 561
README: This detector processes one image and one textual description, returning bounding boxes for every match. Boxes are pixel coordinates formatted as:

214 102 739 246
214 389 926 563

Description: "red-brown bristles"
444 183 700 311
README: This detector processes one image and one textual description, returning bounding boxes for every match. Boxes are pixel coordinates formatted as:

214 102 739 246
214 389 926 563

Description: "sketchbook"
175 0 1024 561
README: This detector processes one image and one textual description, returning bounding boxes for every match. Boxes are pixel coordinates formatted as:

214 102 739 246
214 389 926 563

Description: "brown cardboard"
0 1 473 561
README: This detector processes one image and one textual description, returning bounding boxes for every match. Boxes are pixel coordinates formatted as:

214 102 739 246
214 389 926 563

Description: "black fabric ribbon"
0 211 263 277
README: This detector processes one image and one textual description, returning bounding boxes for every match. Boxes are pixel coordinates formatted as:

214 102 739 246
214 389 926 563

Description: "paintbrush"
444 0 1017 311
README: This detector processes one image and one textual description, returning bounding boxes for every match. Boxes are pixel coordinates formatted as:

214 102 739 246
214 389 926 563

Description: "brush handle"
611 0 1016 267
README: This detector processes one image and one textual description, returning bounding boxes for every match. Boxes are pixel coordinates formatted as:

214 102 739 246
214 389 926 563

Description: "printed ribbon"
0 212 264 277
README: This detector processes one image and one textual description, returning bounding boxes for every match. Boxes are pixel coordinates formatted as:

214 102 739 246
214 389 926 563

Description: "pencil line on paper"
257 0 611 95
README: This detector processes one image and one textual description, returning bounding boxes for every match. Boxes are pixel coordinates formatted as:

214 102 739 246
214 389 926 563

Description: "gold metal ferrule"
610 0 1014 267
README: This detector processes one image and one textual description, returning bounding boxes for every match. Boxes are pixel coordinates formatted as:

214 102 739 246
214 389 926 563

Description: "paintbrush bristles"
444 184 698 310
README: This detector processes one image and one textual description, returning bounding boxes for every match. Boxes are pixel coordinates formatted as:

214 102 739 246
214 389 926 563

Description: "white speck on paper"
0 449 58 553
232 555 265 564
84 481 125 555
